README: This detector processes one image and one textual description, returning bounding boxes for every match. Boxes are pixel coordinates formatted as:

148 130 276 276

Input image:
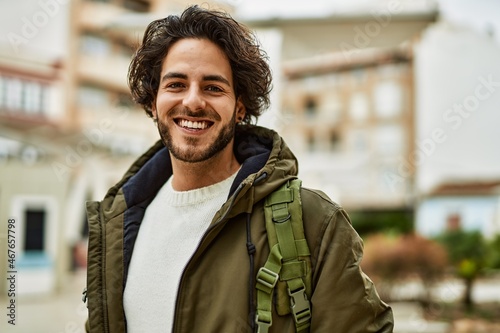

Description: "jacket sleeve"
309 208 394 332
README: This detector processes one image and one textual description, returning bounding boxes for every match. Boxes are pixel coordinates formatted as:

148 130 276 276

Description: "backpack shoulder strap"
255 179 312 333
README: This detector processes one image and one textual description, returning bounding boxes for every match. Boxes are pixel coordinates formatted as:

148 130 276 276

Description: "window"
304 97 318 119
374 124 403 155
11 195 58 270
5 78 23 111
115 92 135 109
322 93 341 124
349 92 369 122
24 82 43 114
351 68 367 86
80 34 111 56
78 85 109 108
373 81 402 118
346 129 368 153
377 63 403 78
306 131 315 152
329 130 341 151
123 0 150 12
326 73 341 87
0 76 48 115
24 209 46 252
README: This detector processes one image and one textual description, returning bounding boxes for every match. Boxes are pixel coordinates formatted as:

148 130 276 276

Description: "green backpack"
255 179 312 333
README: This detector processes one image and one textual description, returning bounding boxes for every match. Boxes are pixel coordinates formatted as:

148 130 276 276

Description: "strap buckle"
256 267 279 291
288 288 311 325
255 315 272 333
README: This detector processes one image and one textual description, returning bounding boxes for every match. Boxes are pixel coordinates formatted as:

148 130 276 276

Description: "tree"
362 233 448 303
486 234 500 270
436 230 487 310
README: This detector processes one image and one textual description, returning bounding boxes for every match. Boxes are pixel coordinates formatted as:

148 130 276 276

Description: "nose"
182 85 206 111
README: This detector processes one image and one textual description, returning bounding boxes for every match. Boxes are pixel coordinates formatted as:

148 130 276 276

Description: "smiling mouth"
175 119 214 130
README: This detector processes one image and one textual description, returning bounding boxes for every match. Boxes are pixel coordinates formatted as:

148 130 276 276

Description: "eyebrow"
203 74 231 87
161 72 187 82
161 72 231 87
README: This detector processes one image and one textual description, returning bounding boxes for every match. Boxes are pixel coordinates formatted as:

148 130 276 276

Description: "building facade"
0 0 231 297
281 47 415 211
241 3 438 232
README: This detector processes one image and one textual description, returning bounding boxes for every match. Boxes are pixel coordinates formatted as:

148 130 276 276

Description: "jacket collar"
116 125 298 211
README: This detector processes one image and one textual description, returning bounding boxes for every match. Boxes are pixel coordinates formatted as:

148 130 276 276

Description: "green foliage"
458 259 478 280
435 230 487 279
435 230 489 308
350 209 414 236
486 234 500 269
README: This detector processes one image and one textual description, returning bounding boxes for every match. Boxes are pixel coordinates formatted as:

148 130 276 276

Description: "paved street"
0 270 498 333
0 270 87 333
392 302 450 333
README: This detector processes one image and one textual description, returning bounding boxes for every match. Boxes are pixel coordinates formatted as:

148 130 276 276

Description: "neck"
170 146 240 192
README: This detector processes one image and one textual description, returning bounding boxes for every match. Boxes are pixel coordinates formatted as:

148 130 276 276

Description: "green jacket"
85 125 394 332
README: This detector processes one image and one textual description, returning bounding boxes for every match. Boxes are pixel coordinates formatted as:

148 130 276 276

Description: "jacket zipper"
171 181 248 333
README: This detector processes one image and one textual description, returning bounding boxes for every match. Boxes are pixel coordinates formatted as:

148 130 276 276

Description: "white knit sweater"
123 171 238 332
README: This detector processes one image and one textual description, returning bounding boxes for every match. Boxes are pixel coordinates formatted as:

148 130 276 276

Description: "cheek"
155 95 175 114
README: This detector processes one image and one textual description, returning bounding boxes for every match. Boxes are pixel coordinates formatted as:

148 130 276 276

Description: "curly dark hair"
128 5 272 124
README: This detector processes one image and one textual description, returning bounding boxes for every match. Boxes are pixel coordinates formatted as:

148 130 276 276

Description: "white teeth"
179 119 208 130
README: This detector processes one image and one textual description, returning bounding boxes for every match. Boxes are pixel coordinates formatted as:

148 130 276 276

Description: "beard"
156 106 237 163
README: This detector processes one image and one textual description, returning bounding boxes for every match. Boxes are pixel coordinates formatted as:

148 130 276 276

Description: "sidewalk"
0 269 87 333
0 272 452 333
1 271 498 333
392 302 450 333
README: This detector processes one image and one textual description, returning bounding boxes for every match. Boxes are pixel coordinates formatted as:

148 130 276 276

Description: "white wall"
414 22 500 193
252 28 284 130
416 196 499 239
0 0 70 59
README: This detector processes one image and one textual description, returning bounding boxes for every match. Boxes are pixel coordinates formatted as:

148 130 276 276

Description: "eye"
206 85 223 93
165 82 184 90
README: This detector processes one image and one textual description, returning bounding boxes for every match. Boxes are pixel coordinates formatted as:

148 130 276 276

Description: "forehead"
161 38 233 81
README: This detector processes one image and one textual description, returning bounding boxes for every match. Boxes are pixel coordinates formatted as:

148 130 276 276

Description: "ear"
235 97 246 123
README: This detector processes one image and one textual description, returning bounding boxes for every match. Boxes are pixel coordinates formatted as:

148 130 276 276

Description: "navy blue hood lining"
122 146 172 208
229 125 274 195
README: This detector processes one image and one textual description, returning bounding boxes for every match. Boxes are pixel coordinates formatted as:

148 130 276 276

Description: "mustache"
167 107 221 121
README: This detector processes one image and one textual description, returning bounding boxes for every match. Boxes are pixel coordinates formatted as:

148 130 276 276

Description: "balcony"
77 54 130 92
78 1 130 31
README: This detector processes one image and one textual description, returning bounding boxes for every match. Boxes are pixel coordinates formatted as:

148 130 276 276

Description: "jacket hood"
228 125 299 213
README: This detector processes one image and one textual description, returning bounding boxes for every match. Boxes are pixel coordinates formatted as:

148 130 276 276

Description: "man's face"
153 38 245 163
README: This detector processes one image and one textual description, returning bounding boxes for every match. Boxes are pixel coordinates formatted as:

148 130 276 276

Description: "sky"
231 0 500 43
438 0 500 43
2 0 499 59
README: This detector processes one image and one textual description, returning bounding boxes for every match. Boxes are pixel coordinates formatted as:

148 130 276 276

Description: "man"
85 5 394 333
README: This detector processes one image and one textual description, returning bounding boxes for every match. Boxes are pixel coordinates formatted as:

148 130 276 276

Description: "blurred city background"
0 0 499 332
